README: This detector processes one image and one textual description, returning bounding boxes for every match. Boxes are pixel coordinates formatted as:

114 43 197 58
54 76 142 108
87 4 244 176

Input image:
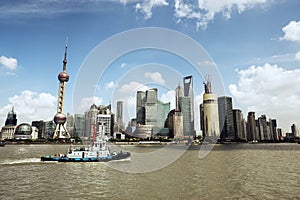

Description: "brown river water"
0 143 299 199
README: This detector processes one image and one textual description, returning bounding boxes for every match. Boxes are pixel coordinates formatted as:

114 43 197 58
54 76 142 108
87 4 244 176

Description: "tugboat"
41 122 130 162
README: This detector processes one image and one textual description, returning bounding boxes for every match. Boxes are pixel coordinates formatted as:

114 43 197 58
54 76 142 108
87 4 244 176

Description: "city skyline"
0 1 300 131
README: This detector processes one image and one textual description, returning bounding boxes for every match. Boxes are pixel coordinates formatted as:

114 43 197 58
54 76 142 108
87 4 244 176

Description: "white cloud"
144 72 166 84
118 81 149 94
295 51 300 61
0 56 18 70
280 21 300 42
229 63 300 131
120 63 126 68
0 90 56 125
174 0 267 29
79 96 103 113
160 90 175 109
135 0 169 19
105 81 118 90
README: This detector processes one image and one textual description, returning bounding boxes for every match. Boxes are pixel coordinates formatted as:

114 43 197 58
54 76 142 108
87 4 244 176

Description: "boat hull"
41 152 130 162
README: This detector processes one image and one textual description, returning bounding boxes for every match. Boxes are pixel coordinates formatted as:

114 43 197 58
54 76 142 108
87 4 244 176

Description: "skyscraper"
202 80 220 138
179 96 192 136
85 104 98 139
74 114 85 138
247 112 257 141
116 101 124 129
5 107 17 126
258 115 268 141
136 91 146 125
66 113 74 137
291 124 299 138
32 120 45 139
271 119 278 141
175 83 184 111
145 88 158 126
218 96 235 141
232 109 246 141
136 88 170 128
183 76 195 137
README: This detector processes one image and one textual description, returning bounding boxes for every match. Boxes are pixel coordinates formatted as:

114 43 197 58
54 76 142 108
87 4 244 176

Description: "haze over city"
0 0 300 132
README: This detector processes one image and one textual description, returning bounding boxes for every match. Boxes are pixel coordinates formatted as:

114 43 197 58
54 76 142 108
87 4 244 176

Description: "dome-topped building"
14 123 32 140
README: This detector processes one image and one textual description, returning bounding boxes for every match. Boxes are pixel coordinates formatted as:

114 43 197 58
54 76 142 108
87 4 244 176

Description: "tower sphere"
54 113 67 124
58 71 69 82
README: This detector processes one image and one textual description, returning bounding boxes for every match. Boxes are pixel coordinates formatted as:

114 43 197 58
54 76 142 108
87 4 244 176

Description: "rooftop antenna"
63 36 68 71
203 75 212 94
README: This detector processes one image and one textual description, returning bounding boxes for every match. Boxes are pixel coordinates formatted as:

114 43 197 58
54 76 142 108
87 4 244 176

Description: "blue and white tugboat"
41 122 130 162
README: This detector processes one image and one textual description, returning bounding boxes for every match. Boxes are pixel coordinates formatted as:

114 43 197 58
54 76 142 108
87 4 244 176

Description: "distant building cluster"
199 79 298 143
0 74 299 143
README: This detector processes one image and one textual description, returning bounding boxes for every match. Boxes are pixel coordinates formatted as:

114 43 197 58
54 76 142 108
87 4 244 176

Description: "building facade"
116 101 124 130
218 96 235 141
32 120 45 139
247 112 257 141
74 114 85 138
232 109 246 141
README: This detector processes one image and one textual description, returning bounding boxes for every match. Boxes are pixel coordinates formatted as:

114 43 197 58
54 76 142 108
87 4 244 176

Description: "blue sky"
0 0 300 132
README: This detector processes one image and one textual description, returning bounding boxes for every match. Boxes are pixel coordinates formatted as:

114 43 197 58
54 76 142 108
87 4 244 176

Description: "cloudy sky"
0 0 299 132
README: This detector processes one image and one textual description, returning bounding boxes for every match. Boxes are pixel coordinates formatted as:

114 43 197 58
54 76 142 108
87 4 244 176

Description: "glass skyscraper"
183 76 195 137
218 96 235 141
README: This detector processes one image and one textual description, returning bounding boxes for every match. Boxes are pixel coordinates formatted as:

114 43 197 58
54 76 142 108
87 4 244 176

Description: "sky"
0 0 300 133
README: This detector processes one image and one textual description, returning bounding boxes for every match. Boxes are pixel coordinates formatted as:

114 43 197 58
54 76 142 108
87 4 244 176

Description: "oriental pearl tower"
52 39 71 139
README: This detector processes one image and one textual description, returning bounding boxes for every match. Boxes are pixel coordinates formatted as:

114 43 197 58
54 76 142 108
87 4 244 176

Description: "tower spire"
63 36 68 71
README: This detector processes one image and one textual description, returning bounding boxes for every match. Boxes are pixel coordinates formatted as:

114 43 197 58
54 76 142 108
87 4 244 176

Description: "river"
0 143 299 199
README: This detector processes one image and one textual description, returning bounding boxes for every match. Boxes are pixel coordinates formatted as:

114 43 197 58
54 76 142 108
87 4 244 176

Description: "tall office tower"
66 113 74 137
145 88 158 126
167 109 184 139
232 109 246 141
179 96 192 136
199 103 204 133
136 88 170 129
271 119 278 141
32 120 45 139
291 124 299 138
183 76 195 136
44 120 55 139
5 107 17 126
277 128 283 141
53 40 70 139
202 80 220 138
136 91 146 125
85 104 98 139
74 114 85 138
242 118 247 141
175 84 184 111
116 101 124 130
247 111 257 141
218 96 235 141
157 101 170 128
258 115 269 141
